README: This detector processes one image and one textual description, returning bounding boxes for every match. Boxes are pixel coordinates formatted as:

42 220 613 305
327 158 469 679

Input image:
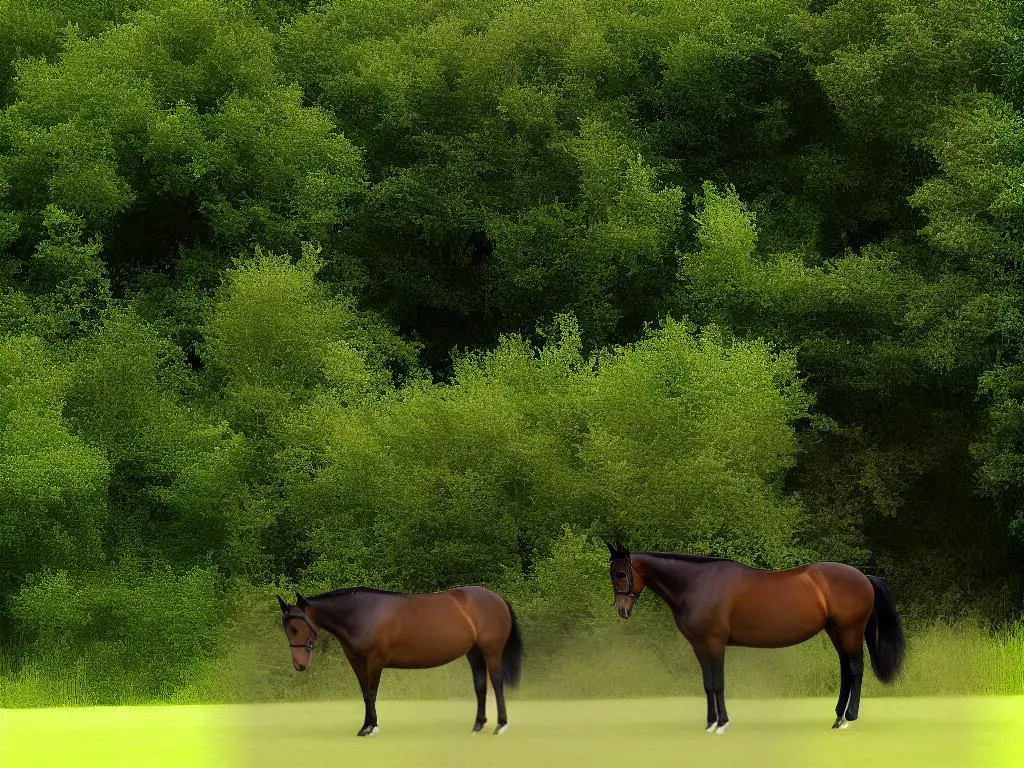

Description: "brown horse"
276 586 523 736
606 542 905 732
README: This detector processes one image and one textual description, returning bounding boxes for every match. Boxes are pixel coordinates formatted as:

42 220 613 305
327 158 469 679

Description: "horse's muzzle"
617 606 633 620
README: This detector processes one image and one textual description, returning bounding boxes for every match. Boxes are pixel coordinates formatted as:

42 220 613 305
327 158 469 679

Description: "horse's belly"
381 619 475 668
728 624 821 648
728 598 826 648
387 648 468 670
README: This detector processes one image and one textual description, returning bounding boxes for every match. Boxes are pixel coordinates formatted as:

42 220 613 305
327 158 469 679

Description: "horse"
605 542 905 733
276 586 523 736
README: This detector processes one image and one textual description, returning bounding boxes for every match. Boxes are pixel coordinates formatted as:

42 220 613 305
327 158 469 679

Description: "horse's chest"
673 606 722 640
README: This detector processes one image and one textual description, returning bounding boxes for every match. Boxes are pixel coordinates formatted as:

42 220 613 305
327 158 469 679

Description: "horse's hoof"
471 722 485 734
832 717 847 730
494 723 508 736
705 722 716 733
358 725 379 737
714 722 729 735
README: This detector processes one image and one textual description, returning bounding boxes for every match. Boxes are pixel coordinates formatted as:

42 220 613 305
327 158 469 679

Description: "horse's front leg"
692 648 718 733
709 648 728 733
692 641 728 734
344 652 380 737
359 657 384 736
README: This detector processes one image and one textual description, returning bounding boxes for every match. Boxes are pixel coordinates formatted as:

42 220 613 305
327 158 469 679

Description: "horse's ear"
295 592 307 609
276 594 288 613
605 540 617 558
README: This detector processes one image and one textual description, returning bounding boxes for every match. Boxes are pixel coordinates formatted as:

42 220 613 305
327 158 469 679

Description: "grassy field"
2 697 1022 768
4 619 1023 706
188 618 1024 704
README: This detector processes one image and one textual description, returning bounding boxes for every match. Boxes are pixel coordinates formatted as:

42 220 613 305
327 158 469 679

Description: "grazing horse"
276 586 523 736
606 542 905 732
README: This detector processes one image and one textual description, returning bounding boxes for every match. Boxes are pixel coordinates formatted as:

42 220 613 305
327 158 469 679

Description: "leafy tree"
0 0 364 286
283 315 810 592
0 335 109 600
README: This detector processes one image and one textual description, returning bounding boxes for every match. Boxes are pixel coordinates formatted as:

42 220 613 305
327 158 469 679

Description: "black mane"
310 586 399 600
638 551 734 564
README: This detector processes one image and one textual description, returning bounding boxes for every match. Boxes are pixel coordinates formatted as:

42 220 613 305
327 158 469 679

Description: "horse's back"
725 562 873 647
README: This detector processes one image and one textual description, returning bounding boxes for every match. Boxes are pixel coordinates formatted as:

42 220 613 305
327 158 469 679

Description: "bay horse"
276 586 523 736
606 542 905 733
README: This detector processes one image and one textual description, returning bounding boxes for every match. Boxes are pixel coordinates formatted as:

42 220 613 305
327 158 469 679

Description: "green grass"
191 617 1024 704
2 698 1023 768
3 619 1023 707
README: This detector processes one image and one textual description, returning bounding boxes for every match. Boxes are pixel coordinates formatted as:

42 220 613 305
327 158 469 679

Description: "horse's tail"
865 575 905 683
501 600 523 688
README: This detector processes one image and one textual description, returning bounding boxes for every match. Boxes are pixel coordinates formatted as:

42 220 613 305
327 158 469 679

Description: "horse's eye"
615 572 626 579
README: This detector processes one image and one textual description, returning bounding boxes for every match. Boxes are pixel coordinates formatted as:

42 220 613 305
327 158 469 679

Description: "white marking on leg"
494 723 508 736
715 722 729 735
368 726 379 736
705 723 716 733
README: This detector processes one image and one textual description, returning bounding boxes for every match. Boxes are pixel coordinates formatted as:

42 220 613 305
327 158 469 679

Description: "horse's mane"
638 551 733 565
310 586 399 600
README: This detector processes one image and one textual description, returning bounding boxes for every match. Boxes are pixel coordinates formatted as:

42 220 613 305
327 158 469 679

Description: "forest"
1 0 1023 704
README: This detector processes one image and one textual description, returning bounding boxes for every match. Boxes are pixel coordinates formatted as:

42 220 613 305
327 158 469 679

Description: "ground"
1 698 1021 767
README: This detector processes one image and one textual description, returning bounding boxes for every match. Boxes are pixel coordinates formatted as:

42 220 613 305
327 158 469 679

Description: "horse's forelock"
606 539 631 561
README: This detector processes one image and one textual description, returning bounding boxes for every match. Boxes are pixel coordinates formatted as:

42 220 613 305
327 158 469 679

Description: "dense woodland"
1 0 1024 702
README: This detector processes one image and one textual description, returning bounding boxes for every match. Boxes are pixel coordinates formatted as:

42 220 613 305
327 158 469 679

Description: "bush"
286 314 811 592
499 525 611 638
9 562 222 704
0 335 109 596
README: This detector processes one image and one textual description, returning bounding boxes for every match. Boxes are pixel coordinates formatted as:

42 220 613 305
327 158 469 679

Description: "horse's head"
606 541 644 619
277 593 319 672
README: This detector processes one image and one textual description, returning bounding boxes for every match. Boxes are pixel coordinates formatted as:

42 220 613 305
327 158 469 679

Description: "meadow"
188 616 1024 704
3 697 1022 768
5 617 1022 768
4 616 1024 707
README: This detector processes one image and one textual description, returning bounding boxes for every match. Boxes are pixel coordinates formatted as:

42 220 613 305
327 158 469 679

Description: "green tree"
0 335 109 600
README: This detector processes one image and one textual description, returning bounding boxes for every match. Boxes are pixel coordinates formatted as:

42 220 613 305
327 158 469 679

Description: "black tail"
502 601 523 688
865 575 906 683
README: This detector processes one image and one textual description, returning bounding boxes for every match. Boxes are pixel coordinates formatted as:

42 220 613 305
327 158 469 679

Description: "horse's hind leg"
843 632 866 724
826 624 852 729
484 651 508 735
467 648 488 733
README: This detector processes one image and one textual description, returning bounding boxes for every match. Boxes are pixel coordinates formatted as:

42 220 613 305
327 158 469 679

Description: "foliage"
285 316 808 594
0 335 109 601
10 562 221 702
0 0 1022 703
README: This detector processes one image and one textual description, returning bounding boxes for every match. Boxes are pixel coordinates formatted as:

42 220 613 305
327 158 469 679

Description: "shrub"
10 562 222 703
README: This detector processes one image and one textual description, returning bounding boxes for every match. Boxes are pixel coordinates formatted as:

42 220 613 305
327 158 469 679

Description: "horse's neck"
310 595 363 647
635 554 703 609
